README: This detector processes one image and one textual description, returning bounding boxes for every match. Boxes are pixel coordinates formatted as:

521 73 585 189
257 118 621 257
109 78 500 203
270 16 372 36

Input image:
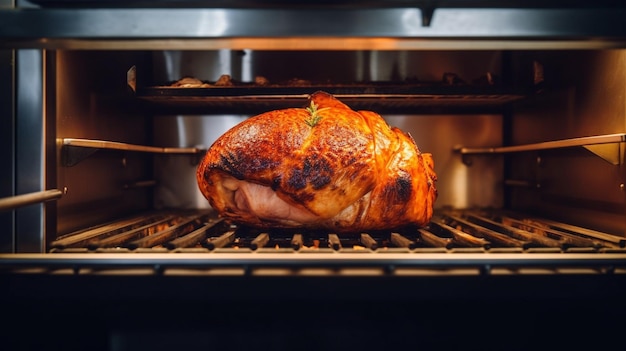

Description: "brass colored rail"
0 189 64 212
62 138 201 154
456 133 626 155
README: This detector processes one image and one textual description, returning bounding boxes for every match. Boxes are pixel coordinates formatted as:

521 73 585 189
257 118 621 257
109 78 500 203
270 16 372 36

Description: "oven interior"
0 3 625 265
26 49 624 256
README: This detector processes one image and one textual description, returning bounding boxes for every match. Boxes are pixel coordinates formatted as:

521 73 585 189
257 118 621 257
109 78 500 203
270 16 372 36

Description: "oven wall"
0 49 48 253
507 50 626 235
0 48 14 253
0 0 15 251
54 51 155 236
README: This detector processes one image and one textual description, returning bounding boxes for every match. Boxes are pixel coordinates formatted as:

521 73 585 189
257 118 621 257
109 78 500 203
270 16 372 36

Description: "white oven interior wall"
507 50 626 235
151 50 504 212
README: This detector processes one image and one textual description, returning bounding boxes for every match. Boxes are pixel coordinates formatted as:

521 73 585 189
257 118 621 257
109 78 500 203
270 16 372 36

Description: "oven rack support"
456 133 626 166
61 138 205 167
0 189 64 212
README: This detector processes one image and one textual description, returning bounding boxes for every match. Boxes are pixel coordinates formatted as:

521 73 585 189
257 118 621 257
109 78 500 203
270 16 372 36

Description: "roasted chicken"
196 91 437 232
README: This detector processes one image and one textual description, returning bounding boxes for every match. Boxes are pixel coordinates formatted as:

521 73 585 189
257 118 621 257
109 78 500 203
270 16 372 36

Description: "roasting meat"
196 91 437 232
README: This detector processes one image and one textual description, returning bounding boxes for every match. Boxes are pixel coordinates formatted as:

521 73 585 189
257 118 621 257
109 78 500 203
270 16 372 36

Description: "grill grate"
50 209 625 254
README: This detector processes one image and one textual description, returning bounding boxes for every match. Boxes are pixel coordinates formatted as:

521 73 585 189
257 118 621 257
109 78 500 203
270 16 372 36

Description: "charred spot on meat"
196 91 437 232
286 156 333 191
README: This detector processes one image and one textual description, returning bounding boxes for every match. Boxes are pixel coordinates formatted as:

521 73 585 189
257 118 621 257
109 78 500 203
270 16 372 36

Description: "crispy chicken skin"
196 91 437 232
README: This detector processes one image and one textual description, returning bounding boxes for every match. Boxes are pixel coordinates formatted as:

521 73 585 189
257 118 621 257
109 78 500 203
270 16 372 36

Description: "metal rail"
61 138 205 166
456 133 626 165
62 138 202 154
456 133 626 155
0 189 64 212
1 252 625 275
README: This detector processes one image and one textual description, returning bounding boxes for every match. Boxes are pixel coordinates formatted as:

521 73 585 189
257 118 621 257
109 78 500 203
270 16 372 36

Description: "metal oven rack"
1 208 624 277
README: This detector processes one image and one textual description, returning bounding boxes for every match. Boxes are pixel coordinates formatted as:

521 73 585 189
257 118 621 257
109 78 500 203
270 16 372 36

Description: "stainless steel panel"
0 0 16 254
387 114 503 210
0 49 14 253
1 8 626 50
15 49 45 253
153 115 248 210
152 50 248 210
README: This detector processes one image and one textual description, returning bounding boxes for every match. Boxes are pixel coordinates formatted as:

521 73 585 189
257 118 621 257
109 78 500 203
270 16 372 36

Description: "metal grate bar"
290 234 304 250
479 212 604 249
428 220 491 249
203 230 236 250
463 213 565 249
126 214 210 249
328 234 342 251
360 233 378 250
52 213 172 249
390 233 418 250
439 214 529 249
507 213 626 248
87 216 180 249
165 219 225 250
250 233 270 250
417 229 453 249
49 209 626 254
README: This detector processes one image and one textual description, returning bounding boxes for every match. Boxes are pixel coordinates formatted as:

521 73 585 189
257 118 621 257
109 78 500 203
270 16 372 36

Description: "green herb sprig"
304 101 328 127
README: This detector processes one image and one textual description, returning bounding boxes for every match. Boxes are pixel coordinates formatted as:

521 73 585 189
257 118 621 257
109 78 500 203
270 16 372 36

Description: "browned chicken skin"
196 91 437 232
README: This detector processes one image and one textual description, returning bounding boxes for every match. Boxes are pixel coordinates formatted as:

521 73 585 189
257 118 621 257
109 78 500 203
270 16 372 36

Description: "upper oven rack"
135 86 527 115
